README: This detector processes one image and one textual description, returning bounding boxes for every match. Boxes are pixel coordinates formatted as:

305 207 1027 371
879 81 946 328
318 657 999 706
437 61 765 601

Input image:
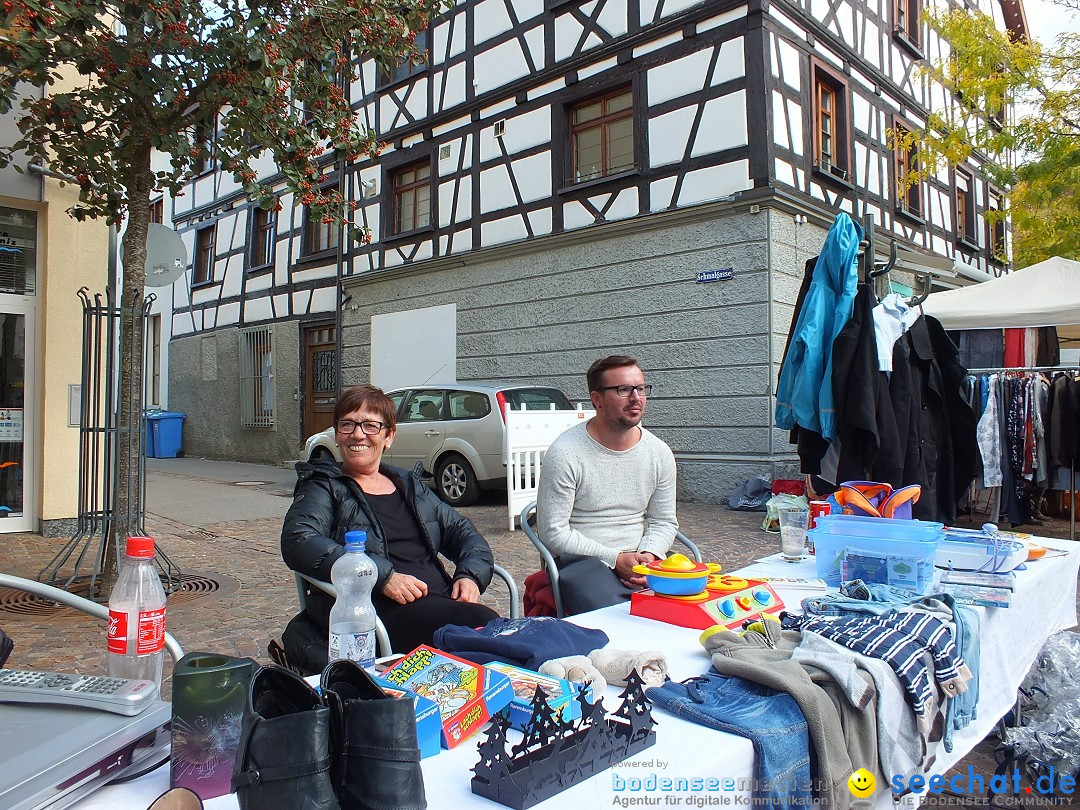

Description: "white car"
304 383 575 506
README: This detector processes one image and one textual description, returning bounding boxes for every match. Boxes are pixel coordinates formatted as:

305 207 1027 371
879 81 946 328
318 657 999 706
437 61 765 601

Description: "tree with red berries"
0 0 442 589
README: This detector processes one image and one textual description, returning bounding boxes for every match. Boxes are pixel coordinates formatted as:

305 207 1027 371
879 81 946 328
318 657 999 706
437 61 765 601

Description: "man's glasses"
598 384 653 398
335 419 389 435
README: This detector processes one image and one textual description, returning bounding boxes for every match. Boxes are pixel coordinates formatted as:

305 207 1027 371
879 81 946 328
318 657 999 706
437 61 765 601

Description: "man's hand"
381 573 429 604
451 577 481 603
614 551 660 588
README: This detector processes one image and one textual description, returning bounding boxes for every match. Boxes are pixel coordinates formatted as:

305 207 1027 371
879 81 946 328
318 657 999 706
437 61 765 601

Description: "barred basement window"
240 326 274 428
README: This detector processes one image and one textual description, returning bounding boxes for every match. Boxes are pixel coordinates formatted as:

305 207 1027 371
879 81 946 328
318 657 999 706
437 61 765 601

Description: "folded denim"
801 579 928 618
647 673 812 807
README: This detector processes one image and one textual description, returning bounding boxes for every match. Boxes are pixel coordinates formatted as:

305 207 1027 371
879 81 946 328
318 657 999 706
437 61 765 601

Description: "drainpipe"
27 161 119 303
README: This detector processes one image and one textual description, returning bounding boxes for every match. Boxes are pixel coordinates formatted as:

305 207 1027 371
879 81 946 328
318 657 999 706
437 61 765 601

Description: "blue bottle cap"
344 530 367 551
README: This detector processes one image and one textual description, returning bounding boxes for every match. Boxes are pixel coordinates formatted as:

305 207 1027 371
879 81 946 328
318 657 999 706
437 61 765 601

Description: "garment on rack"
875 315 978 522
1024 329 1038 370
957 329 1004 370
1004 328 1026 367
976 375 1003 487
1048 373 1079 470
775 213 863 440
824 280 889 484
1034 374 1050 487
1036 327 1060 367
873 293 922 373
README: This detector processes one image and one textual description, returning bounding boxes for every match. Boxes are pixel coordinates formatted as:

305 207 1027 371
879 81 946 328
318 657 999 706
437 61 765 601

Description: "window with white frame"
240 326 274 427
146 313 162 408
955 168 976 246
987 187 1006 264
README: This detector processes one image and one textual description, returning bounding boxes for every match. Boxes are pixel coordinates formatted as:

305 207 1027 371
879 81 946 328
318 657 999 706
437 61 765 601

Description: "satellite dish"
143 223 188 287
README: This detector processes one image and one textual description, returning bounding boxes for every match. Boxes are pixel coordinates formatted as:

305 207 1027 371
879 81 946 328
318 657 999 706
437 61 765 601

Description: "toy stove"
629 555 785 630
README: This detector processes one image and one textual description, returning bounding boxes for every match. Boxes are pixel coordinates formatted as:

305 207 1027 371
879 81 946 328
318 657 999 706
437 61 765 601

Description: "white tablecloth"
72 538 1080 810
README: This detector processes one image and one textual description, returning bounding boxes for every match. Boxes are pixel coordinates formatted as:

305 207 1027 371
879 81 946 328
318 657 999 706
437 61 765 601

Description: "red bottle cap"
125 536 155 558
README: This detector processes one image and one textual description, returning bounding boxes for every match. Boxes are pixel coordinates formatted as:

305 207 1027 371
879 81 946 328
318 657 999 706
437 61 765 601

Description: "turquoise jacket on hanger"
775 212 863 440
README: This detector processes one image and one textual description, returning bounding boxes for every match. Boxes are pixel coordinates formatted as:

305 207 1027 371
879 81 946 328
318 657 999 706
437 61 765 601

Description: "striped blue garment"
797 611 968 717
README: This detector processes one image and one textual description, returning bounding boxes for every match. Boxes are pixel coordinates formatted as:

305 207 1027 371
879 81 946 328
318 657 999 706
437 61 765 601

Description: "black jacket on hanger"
875 315 978 522
827 280 896 484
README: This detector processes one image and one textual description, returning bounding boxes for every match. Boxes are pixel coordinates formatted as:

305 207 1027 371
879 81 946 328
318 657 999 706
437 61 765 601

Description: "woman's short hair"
586 355 639 392
334 384 397 431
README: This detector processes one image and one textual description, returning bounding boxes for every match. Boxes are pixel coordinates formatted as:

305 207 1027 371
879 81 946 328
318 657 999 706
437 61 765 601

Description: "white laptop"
0 699 171 810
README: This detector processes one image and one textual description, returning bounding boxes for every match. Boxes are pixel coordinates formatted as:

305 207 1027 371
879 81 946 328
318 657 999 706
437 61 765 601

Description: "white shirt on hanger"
872 293 923 372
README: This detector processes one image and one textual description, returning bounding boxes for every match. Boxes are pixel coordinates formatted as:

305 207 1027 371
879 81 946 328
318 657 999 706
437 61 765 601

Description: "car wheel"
310 446 336 463
435 454 480 507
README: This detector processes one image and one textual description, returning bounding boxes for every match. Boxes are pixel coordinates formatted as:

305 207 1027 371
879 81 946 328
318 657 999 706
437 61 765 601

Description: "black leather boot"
321 660 427 810
232 665 339 810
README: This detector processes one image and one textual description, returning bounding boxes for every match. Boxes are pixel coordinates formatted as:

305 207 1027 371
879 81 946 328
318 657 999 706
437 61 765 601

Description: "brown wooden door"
303 324 337 439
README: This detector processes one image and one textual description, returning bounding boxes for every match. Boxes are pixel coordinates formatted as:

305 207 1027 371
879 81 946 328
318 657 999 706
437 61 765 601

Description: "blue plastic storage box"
807 515 944 592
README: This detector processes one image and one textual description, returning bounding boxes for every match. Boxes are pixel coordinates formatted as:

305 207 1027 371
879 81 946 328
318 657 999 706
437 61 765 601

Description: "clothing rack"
967 366 1080 375
857 214 932 303
965 365 1079 541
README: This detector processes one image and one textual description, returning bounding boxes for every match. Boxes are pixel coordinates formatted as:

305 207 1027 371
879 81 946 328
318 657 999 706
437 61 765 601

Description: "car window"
501 388 574 410
389 391 406 419
401 389 445 422
448 390 491 420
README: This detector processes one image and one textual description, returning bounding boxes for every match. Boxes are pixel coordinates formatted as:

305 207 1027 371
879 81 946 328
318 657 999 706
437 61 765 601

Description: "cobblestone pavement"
1 480 1078 796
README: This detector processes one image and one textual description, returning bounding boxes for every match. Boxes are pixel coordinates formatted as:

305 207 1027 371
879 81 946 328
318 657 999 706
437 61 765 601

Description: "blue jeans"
802 579 932 618
647 673 812 807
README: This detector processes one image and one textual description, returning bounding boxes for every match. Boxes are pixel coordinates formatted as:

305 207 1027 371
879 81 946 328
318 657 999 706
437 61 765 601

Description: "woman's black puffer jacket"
281 458 494 637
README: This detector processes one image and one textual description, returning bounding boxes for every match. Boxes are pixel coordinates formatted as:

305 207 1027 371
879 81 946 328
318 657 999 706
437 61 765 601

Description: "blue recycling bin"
147 411 186 458
142 411 158 458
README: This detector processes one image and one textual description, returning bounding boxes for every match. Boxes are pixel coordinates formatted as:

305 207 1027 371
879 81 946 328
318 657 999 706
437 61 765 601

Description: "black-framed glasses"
598 384 652 398
335 419 389 435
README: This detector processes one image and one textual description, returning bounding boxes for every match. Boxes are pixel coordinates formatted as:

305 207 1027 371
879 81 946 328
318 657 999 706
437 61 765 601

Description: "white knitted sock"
588 648 669 689
539 655 608 693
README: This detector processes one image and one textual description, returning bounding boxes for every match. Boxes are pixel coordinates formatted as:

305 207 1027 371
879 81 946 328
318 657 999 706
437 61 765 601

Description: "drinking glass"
778 508 809 562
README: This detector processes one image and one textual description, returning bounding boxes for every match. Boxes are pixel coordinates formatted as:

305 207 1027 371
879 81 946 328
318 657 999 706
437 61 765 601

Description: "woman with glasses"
280 384 499 674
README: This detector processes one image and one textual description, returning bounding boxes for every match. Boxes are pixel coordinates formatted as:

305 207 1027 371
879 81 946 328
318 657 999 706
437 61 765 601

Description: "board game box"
381 646 513 749
371 675 443 758
484 661 590 730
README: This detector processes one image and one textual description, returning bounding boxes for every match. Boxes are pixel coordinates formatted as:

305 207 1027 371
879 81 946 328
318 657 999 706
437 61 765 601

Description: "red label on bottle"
136 608 166 655
107 609 128 654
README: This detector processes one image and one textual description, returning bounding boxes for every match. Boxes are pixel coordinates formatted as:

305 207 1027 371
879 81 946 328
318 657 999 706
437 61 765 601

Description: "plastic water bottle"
107 536 167 690
328 531 377 668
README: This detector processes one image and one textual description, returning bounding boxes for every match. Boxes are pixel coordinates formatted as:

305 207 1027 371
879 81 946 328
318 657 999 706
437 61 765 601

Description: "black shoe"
233 665 339 810
321 660 426 810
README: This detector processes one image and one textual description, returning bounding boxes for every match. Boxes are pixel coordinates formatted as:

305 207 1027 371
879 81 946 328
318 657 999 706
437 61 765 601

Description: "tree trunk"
99 142 152 595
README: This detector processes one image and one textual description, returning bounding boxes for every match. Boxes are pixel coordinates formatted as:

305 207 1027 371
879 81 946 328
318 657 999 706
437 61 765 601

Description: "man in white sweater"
536 355 678 614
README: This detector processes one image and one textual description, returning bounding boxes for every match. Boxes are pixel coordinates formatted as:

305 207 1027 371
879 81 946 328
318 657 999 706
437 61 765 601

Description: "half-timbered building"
167 0 1025 501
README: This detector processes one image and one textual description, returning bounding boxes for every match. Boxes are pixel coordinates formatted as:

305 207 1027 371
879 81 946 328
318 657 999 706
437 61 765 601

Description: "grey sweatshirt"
536 421 677 566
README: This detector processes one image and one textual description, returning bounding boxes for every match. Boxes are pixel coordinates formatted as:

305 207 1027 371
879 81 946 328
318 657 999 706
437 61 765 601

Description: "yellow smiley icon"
848 769 876 798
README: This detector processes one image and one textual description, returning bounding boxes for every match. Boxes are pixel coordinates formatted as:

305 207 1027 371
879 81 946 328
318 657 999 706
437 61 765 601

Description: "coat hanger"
908 273 932 306
867 241 897 283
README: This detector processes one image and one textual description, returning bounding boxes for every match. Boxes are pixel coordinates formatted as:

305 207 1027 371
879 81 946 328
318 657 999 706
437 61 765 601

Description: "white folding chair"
519 500 703 618
292 562 521 656
0 571 185 663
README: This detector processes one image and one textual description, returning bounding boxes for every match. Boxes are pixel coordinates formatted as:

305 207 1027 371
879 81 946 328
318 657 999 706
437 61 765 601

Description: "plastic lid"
344 530 367 551
125 536 155 558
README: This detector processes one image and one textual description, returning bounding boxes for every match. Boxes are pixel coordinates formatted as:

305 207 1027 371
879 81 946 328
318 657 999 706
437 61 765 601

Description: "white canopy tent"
921 256 1080 333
